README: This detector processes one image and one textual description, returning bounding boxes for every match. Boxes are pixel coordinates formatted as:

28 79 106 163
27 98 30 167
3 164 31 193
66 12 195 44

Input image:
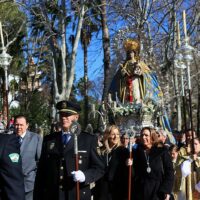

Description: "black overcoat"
34 131 105 200
0 134 25 200
93 146 129 200
132 144 174 200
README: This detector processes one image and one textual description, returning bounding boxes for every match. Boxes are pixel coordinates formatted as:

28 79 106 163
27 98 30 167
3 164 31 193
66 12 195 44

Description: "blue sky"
75 35 104 83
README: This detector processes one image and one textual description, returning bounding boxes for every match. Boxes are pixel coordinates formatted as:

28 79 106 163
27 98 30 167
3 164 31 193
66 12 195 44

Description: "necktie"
62 134 71 145
18 136 23 146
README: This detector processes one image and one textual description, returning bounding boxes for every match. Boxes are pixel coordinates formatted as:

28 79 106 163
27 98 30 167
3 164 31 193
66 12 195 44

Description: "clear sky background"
75 34 104 82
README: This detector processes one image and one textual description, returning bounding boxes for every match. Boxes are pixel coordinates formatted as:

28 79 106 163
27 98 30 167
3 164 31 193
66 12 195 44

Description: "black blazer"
132 144 174 200
34 131 105 200
0 134 25 200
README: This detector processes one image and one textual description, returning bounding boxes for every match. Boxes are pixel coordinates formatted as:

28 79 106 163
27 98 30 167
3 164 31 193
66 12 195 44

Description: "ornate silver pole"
0 22 12 125
182 10 195 153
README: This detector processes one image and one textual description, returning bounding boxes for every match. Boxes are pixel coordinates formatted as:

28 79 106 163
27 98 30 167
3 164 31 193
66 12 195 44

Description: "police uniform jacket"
34 131 105 200
0 134 25 200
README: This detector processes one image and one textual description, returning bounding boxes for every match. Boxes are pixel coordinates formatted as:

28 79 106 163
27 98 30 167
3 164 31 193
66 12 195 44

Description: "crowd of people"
0 101 200 200
0 114 15 134
0 101 105 200
0 38 199 200
0 40 198 200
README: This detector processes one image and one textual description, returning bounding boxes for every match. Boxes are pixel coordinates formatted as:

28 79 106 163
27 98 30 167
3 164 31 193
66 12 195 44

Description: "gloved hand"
181 160 191 178
71 170 85 182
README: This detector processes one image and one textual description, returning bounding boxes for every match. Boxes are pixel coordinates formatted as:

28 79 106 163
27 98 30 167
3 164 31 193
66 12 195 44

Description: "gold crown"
123 39 140 52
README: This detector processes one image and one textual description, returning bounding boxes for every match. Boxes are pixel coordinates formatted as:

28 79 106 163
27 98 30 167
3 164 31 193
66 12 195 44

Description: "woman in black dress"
131 127 174 200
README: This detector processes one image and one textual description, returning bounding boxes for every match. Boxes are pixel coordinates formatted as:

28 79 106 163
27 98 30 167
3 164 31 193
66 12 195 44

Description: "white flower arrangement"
113 103 141 116
109 98 164 130
113 99 157 118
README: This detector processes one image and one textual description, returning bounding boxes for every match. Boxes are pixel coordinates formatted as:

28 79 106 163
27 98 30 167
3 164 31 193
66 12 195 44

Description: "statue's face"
127 50 136 61
130 51 135 60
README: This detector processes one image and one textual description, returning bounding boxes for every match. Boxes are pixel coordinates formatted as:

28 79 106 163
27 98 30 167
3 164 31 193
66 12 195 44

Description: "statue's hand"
120 63 130 76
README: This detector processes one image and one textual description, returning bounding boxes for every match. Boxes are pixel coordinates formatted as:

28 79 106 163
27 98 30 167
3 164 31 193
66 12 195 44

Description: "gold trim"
59 109 78 114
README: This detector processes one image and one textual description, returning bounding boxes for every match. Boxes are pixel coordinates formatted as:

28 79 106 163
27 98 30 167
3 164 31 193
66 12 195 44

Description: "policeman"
34 100 105 200
0 134 25 200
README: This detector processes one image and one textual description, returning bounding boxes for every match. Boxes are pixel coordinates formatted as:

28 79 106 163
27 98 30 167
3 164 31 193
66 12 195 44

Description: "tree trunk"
83 40 88 128
67 2 85 99
100 0 111 102
47 1 85 103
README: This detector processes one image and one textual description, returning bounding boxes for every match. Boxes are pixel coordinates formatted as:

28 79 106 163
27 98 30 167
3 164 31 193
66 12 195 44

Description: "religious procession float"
89 38 175 143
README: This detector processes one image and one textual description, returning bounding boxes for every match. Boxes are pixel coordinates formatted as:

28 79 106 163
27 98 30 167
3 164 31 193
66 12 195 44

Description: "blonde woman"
93 125 128 200
101 125 121 157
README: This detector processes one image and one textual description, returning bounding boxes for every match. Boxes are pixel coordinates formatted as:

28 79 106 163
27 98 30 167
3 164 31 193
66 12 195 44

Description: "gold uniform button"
60 176 63 179
59 185 63 189
60 166 64 170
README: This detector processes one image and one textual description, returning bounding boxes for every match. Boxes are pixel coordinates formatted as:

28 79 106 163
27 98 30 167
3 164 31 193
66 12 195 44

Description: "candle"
183 10 187 40
113 101 116 109
91 104 95 119
108 93 112 103
187 64 191 90
177 21 181 47
91 104 95 112
0 21 5 48
181 70 185 96
102 102 105 111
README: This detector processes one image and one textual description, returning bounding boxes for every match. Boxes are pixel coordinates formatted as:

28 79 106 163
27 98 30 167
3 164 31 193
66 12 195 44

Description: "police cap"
56 100 81 115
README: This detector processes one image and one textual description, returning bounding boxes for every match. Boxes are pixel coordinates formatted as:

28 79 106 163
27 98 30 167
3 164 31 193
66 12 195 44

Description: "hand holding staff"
70 121 81 200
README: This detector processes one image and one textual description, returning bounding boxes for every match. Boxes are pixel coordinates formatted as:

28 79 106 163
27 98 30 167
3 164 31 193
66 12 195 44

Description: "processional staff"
70 121 81 200
182 10 195 154
128 135 133 200
176 21 188 145
176 19 191 198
